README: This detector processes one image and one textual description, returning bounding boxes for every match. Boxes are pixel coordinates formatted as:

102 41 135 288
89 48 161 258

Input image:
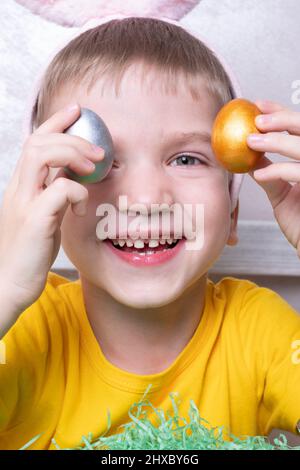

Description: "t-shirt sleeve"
238 282 300 436
0 272 67 434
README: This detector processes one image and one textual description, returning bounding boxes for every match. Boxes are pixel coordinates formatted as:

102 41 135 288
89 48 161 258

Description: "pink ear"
14 0 200 27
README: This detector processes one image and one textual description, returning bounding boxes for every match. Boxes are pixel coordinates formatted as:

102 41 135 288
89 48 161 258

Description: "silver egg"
63 107 114 183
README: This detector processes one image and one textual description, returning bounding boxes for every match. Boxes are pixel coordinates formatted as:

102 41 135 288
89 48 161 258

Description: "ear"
226 199 239 246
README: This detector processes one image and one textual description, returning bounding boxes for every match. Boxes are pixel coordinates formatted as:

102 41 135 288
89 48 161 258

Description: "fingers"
254 109 300 136
8 104 105 199
4 154 25 199
45 166 67 190
34 103 81 135
10 103 80 190
252 161 300 183
248 160 293 210
247 132 300 161
31 132 105 158
248 154 294 210
34 177 89 222
16 143 98 200
15 136 104 201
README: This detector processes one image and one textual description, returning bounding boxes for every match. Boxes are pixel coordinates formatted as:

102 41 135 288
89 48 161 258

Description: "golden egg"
211 98 264 173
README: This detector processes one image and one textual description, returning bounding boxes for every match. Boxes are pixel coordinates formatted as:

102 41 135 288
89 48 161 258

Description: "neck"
80 274 208 375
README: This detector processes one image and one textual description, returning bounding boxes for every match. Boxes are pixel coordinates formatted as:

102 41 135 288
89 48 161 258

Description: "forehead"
89 61 213 101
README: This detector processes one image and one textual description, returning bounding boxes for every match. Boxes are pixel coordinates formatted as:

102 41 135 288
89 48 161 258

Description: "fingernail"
247 133 267 143
84 160 95 170
256 115 272 125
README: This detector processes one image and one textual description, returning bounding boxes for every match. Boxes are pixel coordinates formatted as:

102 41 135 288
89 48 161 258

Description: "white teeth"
134 239 144 249
148 240 159 248
111 237 178 248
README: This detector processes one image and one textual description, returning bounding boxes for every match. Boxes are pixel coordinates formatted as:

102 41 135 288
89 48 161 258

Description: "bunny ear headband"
21 13 244 212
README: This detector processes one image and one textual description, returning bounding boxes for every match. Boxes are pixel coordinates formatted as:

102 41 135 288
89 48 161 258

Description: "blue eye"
170 154 205 166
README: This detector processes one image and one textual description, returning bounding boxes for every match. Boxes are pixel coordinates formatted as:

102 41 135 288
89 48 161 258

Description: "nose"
117 160 174 214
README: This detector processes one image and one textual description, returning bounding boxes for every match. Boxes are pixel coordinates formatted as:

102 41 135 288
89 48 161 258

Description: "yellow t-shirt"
0 271 300 449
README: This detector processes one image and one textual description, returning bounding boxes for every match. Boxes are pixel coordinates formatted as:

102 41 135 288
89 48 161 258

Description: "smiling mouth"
105 239 181 254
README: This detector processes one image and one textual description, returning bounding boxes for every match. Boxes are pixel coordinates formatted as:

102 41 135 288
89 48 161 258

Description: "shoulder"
24 270 73 321
208 275 300 359
211 276 300 372
38 270 77 311
210 275 300 329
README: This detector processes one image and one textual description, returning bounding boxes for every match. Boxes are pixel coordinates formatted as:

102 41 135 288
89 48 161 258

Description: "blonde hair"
31 17 234 130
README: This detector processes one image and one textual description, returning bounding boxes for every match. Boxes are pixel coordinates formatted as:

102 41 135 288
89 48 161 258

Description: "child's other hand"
0 103 104 313
246 100 300 259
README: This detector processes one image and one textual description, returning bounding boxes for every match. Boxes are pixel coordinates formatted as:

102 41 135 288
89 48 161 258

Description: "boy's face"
46 63 238 308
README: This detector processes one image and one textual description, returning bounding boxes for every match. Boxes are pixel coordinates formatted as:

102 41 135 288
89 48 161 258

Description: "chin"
106 283 185 309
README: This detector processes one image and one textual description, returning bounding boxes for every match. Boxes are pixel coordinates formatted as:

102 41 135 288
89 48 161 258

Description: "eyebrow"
162 131 212 146
112 130 212 153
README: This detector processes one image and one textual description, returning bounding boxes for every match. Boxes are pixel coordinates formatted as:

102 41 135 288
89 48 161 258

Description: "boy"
0 15 299 450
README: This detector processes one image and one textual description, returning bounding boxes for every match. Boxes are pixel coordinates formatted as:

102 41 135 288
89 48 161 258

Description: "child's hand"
246 100 300 258
0 103 104 314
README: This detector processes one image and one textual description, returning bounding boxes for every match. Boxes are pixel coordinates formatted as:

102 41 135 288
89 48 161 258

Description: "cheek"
206 186 231 220
183 174 231 248
178 172 231 221
204 185 231 239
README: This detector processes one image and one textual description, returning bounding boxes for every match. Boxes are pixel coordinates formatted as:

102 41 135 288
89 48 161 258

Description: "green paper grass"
20 384 300 451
